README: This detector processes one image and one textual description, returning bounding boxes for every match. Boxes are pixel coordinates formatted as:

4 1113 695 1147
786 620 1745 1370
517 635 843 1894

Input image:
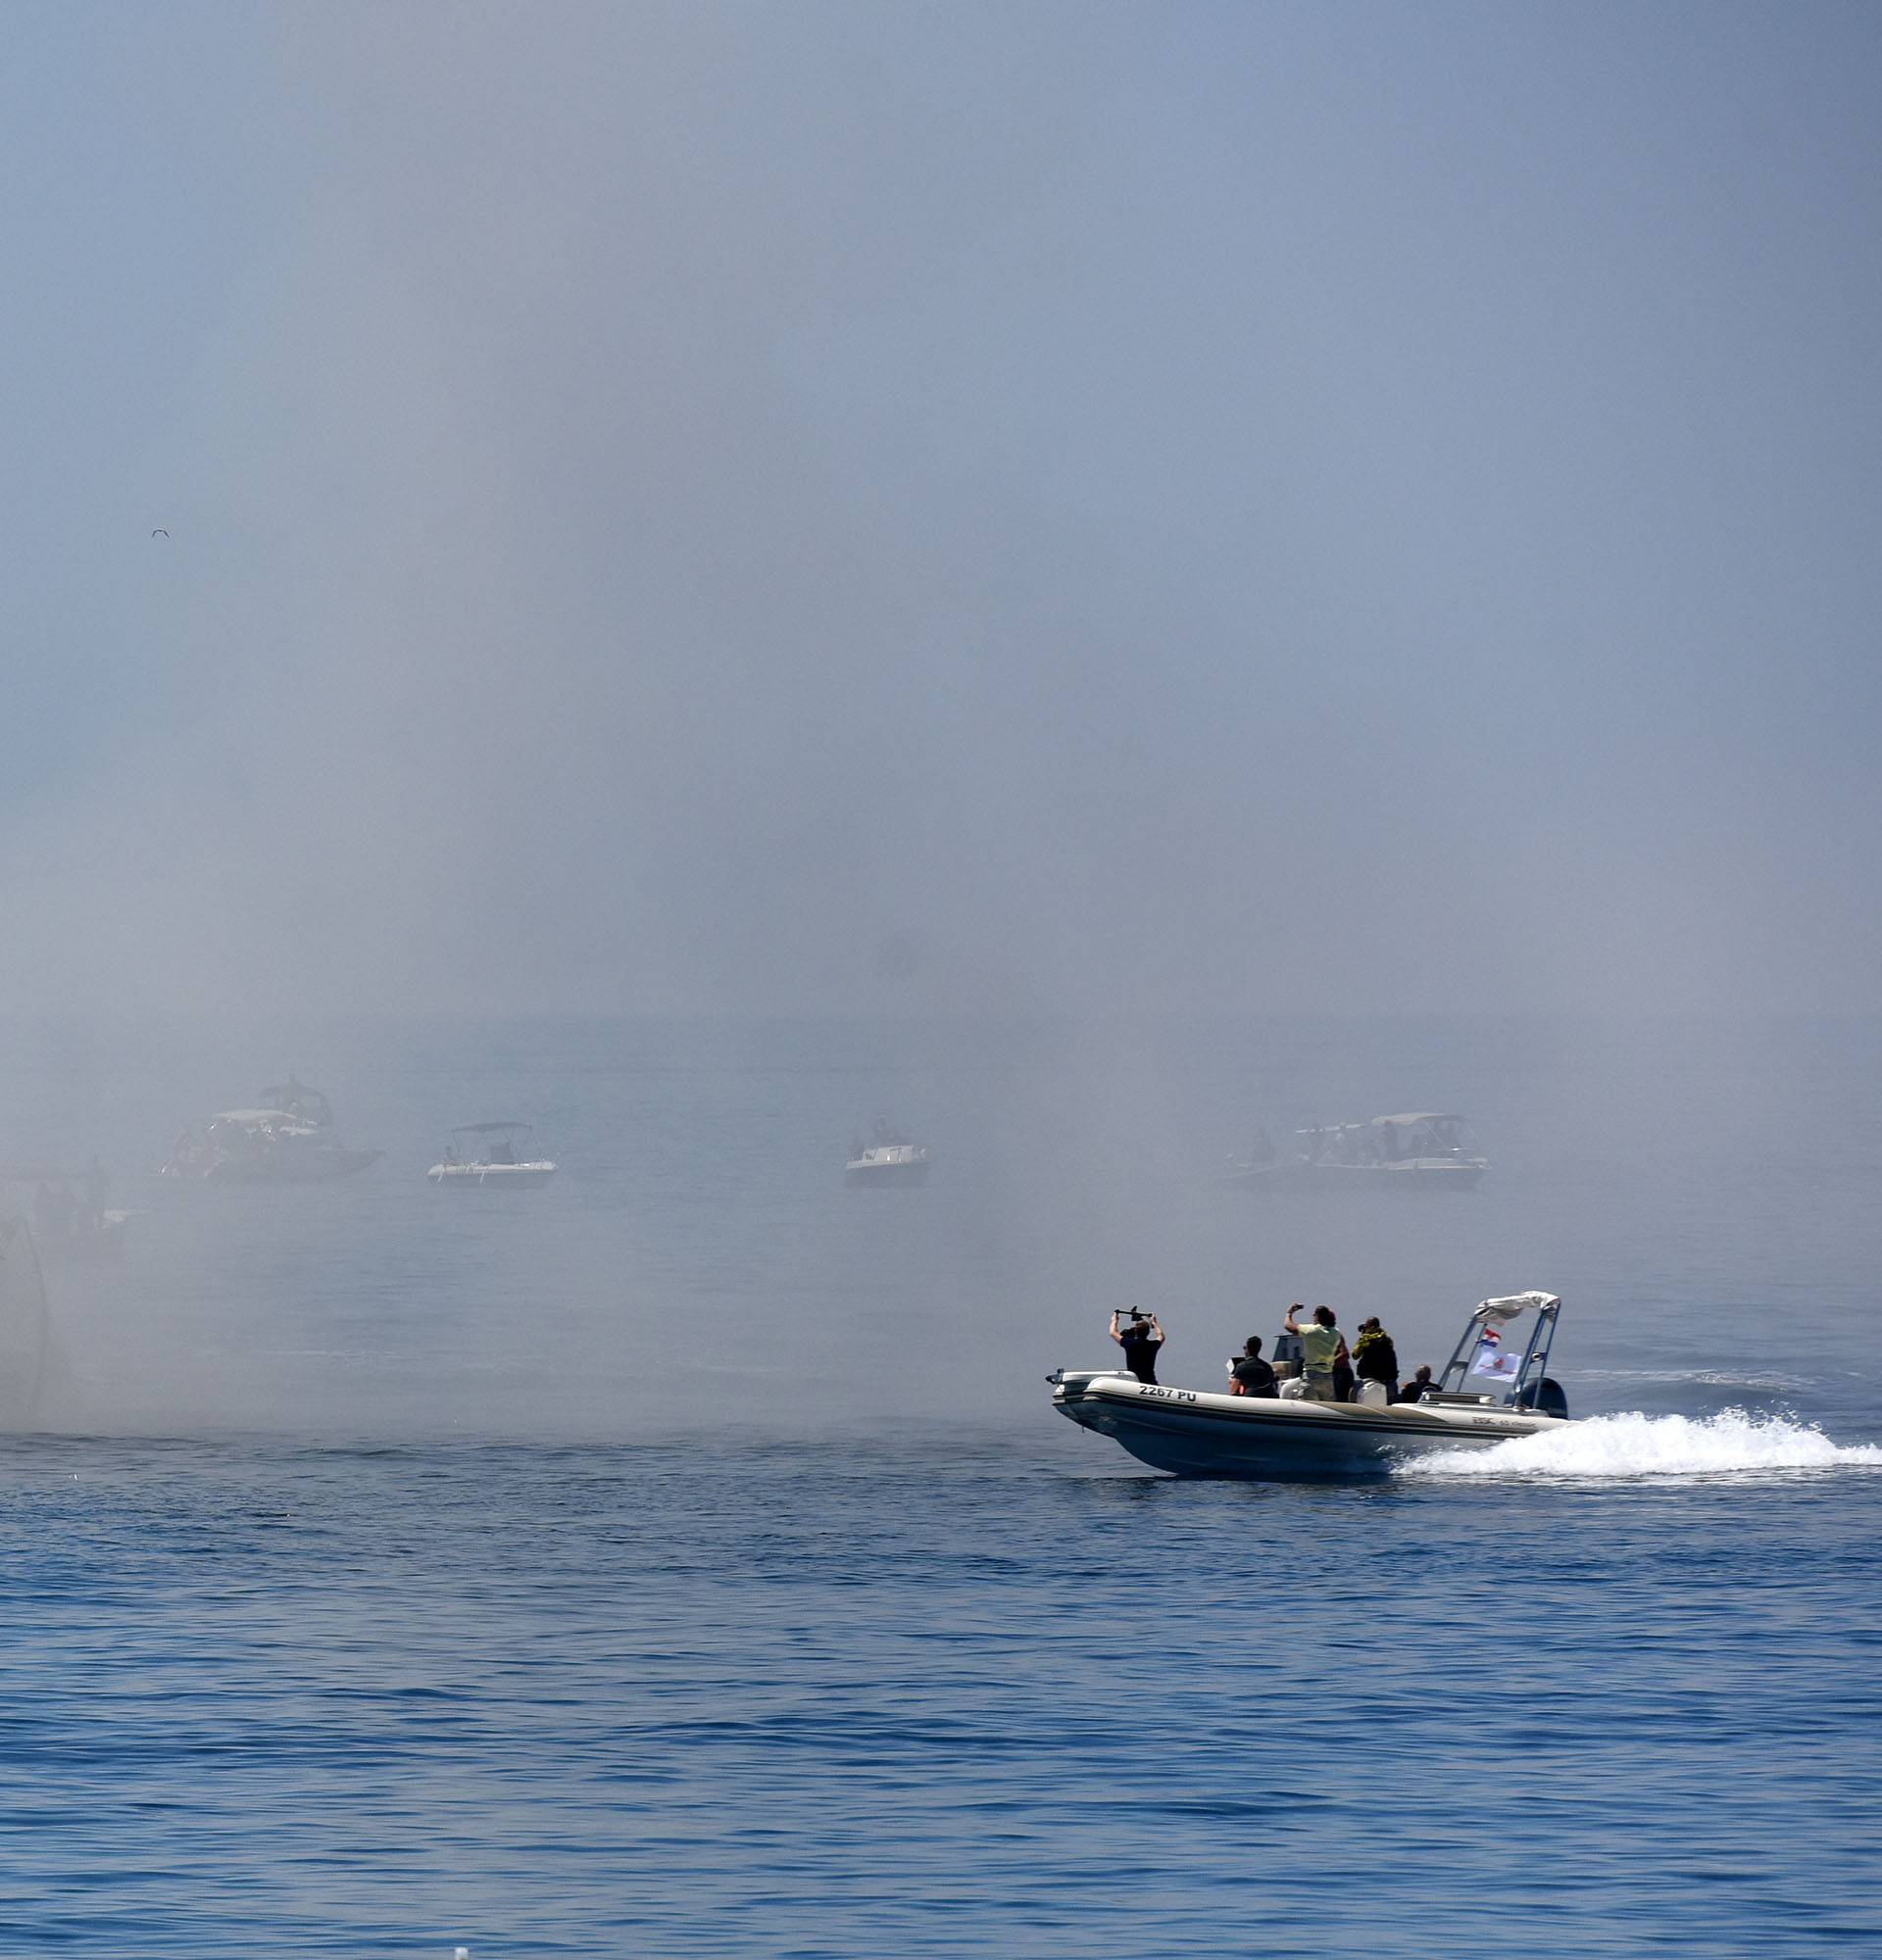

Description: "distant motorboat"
161 1080 380 1182
428 1123 559 1188
44 1209 130 1265
1220 1112 1489 1190
0 1162 128 1264
1052 1292 1569 1479
846 1122 930 1187
0 1216 51 1429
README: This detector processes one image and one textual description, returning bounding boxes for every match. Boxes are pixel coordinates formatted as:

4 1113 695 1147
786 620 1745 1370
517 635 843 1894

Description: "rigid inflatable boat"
1052 1292 1569 1479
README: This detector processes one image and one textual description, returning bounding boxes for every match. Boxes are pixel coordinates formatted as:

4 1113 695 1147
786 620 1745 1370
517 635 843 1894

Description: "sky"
2 0 1878 1021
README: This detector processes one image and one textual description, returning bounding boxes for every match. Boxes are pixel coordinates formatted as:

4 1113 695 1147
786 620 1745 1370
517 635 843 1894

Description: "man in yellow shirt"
1282 1303 1348 1401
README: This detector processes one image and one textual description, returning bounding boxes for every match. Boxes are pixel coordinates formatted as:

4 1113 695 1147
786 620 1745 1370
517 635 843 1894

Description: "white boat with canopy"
1051 1293 1568 1478
427 1123 559 1188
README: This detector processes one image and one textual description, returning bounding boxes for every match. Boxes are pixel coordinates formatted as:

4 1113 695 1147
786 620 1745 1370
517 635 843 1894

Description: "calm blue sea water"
2 1017 1879 1956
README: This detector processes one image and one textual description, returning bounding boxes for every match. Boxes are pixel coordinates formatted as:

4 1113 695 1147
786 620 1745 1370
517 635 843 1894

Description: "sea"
1 1015 1878 1958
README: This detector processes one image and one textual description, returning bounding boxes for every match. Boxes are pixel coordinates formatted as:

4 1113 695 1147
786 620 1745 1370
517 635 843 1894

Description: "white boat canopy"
1476 1291 1560 1324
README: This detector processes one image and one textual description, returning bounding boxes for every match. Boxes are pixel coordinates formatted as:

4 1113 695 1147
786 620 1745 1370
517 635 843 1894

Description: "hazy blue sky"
3 1 1877 1018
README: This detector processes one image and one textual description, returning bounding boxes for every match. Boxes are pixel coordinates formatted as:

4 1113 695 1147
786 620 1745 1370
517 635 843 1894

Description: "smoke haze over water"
1 6 1881 1441
10 38 1882 1960
2 2 1880 1021
0 1012 1876 1443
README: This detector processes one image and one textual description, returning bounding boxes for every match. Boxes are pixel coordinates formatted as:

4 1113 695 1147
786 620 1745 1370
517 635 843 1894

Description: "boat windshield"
1370 1114 1479 1160
258 1081 333 1129
1289 1116 1483 1167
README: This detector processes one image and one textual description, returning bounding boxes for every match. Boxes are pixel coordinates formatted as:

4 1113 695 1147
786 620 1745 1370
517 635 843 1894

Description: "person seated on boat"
442 1145 459 1166
1399 1363 1434 1403
1227 1336 1276 1397
1282 1303 1348 1401
1352 1317 1400 1398
1109 1309 1164 1386
490 1136 517 1165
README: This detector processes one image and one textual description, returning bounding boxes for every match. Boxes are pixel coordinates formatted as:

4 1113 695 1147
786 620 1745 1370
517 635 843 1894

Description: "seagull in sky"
151 528 169 538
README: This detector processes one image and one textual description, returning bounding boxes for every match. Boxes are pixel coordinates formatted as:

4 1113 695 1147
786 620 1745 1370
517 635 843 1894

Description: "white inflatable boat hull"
427 1161 559 1188
1052 1371 1566 1479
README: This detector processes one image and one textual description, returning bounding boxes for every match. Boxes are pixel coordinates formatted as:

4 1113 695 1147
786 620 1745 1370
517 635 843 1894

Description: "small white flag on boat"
1470 1331 1519 1381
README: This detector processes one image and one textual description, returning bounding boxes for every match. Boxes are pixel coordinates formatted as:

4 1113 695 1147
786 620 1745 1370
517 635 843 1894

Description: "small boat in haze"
161 1079 380 1182
845 1121 930 1187
1052 1292 1569 1479
1220 1112 1489 1190
0 1215 51 1428
0 1162 128 1264
427 1123 559 1188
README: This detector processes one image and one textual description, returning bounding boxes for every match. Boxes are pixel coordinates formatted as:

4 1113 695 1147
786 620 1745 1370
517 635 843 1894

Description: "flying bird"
151 528 169 538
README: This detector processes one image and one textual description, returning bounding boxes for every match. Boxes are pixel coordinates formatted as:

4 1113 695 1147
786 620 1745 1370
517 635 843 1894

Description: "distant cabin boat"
0 1162 128 1265
428 1123 559 1188
1220 1113 1489 1191
161 1081 380 1182
845 1125 930 1187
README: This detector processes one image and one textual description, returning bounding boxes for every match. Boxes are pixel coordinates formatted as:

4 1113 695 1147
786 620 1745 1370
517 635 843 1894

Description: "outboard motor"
1519 1377 1569 1419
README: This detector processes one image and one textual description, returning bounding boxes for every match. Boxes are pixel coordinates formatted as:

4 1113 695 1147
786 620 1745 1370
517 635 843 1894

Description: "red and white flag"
1470 1330 1519 1381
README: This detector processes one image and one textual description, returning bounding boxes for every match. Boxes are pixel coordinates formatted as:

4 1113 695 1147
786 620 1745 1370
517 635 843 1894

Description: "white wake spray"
1402 1407 1882 1481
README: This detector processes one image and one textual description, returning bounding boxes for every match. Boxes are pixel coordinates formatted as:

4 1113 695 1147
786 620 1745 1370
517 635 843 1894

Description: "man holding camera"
1282 1302 1349 1401
1109 1308 1165 1384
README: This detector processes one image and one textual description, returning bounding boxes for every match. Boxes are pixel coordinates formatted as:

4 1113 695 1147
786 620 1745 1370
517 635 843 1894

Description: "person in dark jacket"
1227 1336 1276 1396
1400 1363 1435 1403
1109 1308 1164 1385
1352 1317 1401 1398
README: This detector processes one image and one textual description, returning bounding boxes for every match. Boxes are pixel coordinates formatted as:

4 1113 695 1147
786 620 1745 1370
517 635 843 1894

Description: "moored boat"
0 1162 127 1264
428 1122 559 1188
845 1121 930 1187
161 1080 380 1182
1052 1292 1568 1479
1220 1112 1489 1190
0 1215 51 1429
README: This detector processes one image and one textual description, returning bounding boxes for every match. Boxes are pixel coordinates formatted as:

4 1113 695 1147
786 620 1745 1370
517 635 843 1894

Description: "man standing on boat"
1283 1303 1348 1401
1109 1308 1164 1385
